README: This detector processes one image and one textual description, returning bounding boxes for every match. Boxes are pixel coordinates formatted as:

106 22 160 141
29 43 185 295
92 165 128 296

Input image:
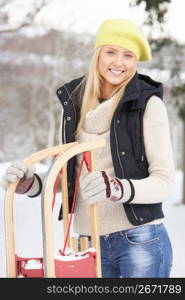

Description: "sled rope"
60 152 91 255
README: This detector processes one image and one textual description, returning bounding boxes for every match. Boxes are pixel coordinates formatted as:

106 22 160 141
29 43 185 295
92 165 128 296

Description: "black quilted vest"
56 72 164 225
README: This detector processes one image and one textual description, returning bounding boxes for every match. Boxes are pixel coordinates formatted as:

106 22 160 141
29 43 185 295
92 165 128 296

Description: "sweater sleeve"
128 95 176 204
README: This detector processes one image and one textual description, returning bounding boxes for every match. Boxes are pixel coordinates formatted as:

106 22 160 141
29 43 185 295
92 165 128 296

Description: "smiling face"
98 45 137 98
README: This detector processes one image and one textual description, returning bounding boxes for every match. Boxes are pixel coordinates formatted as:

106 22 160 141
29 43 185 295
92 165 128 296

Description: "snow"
0 163 184 277
55 254 88 262
2 0 185 43
24 259 42 269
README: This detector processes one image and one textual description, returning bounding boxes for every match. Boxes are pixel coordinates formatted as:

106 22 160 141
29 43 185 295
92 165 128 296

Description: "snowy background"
0 163 184 278
0 0 185 278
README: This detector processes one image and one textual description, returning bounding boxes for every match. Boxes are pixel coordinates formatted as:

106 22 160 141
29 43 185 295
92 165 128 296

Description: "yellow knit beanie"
95 19 151 61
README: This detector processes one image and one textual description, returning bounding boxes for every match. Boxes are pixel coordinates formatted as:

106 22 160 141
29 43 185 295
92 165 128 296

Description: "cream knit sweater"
72 95 175 235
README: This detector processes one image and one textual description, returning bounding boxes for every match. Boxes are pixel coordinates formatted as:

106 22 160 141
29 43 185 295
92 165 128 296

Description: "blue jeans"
100 223 172 278
80 223 173 278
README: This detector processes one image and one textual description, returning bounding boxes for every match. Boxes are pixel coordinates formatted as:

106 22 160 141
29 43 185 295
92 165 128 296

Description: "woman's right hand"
0 160 36 194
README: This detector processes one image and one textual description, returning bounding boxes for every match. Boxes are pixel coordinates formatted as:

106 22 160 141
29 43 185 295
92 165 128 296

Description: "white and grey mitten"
79 170 133 205
0 160 36 194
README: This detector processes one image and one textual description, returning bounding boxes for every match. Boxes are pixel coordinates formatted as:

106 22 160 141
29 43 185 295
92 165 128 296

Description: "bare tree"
0 0 47 33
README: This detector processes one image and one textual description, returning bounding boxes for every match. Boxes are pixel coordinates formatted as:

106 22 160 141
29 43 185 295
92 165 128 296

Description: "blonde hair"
75 47 136 137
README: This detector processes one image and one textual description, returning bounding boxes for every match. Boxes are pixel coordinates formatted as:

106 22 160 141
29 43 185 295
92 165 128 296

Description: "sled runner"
5 139 105 278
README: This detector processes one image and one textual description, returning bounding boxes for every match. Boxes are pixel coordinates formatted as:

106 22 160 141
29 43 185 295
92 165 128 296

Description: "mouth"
108 68 125 75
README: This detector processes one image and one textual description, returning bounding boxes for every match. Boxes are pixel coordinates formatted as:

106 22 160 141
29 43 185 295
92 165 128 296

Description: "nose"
113 54 124 67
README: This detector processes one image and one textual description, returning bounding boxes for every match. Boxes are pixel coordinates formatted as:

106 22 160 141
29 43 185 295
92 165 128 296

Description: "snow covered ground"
0 163 184 277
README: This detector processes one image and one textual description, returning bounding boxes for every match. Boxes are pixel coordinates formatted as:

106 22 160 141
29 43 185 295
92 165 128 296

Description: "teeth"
110 69 123 74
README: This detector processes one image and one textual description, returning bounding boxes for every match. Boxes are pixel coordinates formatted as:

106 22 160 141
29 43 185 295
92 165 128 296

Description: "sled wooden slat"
89 151 102 278
89 203 101 276
5 142 77 278
80 237 89 251
42 139 105 278
71 236 78 252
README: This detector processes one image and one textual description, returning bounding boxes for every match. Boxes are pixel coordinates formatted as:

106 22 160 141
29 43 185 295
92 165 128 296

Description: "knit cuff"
124 178 135 203
101 171 111 197
27 174 42 198
101 172 124 201
115 179 135 204
114 178 124 200
15 176 35 194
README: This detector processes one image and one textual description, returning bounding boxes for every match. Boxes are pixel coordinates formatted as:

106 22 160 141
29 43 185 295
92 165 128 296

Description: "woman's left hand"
79 171 124 204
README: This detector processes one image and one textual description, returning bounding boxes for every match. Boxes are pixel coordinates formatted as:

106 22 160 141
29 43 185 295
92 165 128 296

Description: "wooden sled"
5 139 105 278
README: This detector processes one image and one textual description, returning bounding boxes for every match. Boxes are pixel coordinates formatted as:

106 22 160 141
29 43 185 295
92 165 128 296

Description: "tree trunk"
182 121 185 204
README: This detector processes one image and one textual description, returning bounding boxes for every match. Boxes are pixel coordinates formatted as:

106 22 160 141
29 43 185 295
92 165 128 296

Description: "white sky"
2 0 185 43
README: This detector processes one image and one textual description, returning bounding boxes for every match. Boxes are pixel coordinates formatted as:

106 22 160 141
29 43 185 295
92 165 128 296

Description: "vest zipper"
114 117 125 177
63 118 66 143
114 112 139 223
130 204 139 221
139 108 144 162
61 112 66 144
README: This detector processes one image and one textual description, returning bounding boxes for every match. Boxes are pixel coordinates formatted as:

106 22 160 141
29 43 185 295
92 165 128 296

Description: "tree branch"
0 0 47 33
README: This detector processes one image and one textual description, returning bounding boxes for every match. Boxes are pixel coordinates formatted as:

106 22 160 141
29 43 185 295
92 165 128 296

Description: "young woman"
1 19 175 278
